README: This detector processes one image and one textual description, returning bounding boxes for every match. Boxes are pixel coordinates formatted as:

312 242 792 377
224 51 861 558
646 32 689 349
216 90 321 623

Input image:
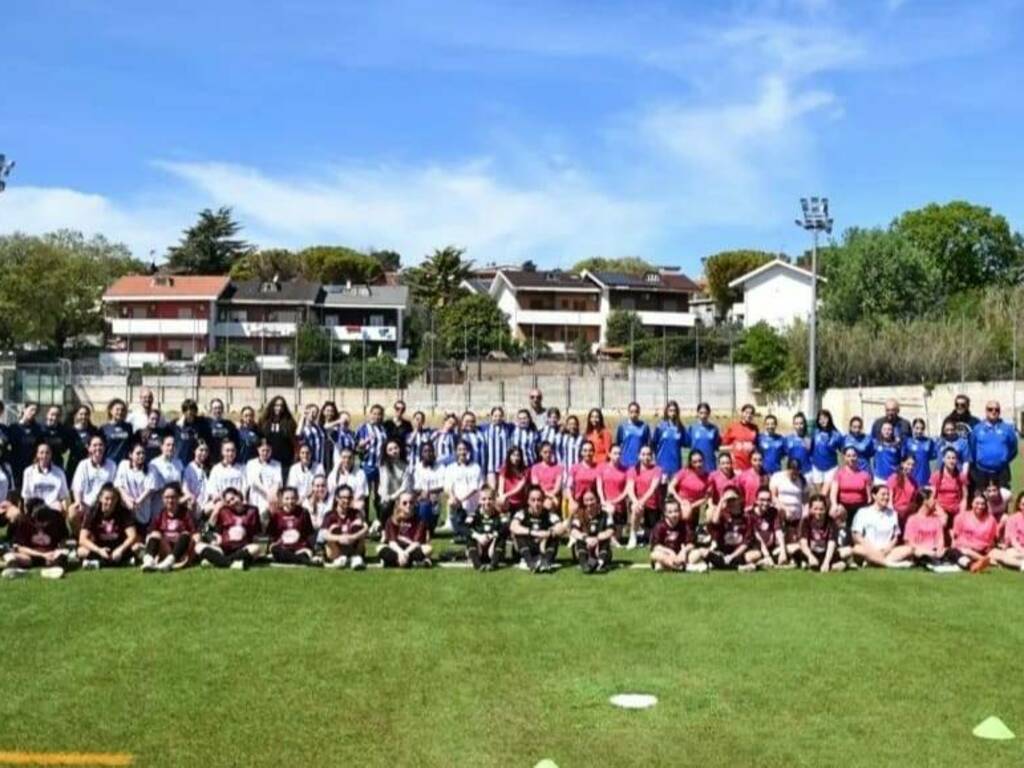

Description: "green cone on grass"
973 716 1015 740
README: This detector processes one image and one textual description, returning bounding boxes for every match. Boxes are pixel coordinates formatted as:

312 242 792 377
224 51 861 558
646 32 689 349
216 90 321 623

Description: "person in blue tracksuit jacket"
784 412 813 477
902 418 937 489
756 414 787 474
652 400 688 479
687 402 721 471
842 416 874 473
968 401 1018 490
809 409 843 489
937 418 969 474
615 402 651 468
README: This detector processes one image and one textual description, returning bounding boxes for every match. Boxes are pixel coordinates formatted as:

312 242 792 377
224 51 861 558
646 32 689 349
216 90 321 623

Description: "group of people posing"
1 388 1023 578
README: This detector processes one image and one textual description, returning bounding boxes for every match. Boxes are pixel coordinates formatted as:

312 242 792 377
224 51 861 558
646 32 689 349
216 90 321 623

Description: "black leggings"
573 539 611 570
199 546 254 568
95 548 135 568
468 537 505 569
514 535 558 569
146 536 189 561
270 546 315 566
379 546 427 568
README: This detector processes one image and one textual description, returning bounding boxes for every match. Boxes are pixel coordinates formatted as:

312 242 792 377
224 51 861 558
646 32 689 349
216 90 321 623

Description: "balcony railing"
109 318 208 336
213 321 297 338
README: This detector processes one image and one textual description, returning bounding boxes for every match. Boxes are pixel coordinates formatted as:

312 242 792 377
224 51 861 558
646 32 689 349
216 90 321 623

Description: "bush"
198 346 259 375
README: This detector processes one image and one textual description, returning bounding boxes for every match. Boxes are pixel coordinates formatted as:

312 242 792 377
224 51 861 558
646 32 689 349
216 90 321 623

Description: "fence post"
565 374 571 412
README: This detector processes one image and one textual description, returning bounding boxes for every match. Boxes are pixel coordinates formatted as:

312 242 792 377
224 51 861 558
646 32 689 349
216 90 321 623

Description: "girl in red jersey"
668 450 710 518
379 492 433 568
991 492 1024 570
901 491 948 569
584 408 613 464
266 487 318 567
141 483 195 573
649 499 695 572
885 455 919 529
798 494 849 572
596 444 630 541
78 483 139 569
568 489 614 574
322 484 368 570
625 445 663 549
497 446 529 514
929 448 967 522
706 451 741 505
829 447 872 523
567 441 601 517
950 494 998 572
737 449 768 511
194 487 262 570
528 441 563 515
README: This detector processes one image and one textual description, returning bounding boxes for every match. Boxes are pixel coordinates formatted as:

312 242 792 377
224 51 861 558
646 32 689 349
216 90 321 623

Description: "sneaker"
40 566 65 580
832 561 847 572
653 562 664 572
326 555 348 570
626 533 637 550
517 559 530 572
141 554 158 572
350 556 366 571
230 560 247 571
737 563 756 573
931 563 961 574
687 562 709 574
157 555 175 573
82 559 101 571
1 567 28 580
885 560 913 569
969 556 991 574
421 558 433 569
199 559 214 569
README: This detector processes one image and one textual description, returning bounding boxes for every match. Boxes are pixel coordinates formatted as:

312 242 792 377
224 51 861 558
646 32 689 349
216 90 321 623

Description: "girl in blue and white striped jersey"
297 404 329 469
558 415 584 481
538 407 563 449
433 413 459 466
355 405 387 501
327 410 357 466
459 411 487 468
482 406 512 485
511 409 539 466
406 411 435 467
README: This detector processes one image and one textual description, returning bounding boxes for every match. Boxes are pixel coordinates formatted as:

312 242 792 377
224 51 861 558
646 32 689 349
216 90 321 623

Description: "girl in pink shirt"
626 445 663 549
829 447 872 519
669 451 710 514
528 441 563 515
886 455 919 528
567 441 601 515
597 444 630 529
992 492 1024 571
707 452 741 504
737 449 768 510
929 448 967 521
951 494 998 571
901 493 947 567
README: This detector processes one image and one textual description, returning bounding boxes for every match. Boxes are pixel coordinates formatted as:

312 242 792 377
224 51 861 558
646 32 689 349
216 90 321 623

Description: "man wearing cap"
968 400 1017 491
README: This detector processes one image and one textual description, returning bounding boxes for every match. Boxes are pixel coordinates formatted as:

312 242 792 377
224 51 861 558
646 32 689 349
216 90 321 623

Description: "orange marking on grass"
0 751 133 766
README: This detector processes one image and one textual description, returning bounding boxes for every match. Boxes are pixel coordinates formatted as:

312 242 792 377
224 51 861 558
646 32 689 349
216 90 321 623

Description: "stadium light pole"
0 154 14 194
795 196 833 416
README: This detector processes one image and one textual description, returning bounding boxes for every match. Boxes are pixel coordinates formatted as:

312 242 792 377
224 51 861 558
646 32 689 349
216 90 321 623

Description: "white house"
727 259 823 330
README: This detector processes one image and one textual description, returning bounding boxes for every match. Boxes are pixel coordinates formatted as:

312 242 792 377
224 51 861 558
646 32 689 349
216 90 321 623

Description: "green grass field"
2 560 1024 767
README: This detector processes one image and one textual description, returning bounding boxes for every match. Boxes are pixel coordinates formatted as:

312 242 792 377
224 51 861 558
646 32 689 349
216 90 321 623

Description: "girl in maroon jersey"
322 484 368 570
78 483 139 569
2 496 71 580
195 487 262 570
266 487 318 567
141 483 195 573
798 494 849 572
379 491 433 568
649 498 695 572
697 489 759 572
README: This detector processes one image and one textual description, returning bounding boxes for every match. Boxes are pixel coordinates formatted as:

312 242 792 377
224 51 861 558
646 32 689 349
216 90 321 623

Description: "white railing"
330 325 397 342
255 355 292 370
516 310 602 326
110 318 208 335
100 351 165 367
214 321 297 338
636 310 695 328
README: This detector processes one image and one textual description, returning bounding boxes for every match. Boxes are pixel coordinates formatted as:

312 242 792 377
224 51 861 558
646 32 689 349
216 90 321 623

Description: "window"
177 306 194 319
369 314 385 327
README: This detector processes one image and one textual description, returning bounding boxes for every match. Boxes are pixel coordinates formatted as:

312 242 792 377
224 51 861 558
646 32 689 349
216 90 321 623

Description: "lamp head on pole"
796 196 833 234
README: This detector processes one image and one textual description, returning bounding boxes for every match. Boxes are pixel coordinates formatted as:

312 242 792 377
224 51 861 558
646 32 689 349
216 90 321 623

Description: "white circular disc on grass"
609 693 658 710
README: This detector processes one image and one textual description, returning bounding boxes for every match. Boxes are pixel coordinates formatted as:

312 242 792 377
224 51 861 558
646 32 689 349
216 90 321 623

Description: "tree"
436 294 509 359
369 249 402 271
0 231 143 352
818 228 941 325
734 322 795 395
702 250 776 313
229 249 301 281
299 246 382 284
893 201 1024 293
198 345 258 374
166 207 254 274
521 259 538 272
405 246 473 309
572 256 655 276
604 309 648 347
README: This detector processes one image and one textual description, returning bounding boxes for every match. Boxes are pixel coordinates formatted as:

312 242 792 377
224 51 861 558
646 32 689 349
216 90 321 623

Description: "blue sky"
2 0 1023 274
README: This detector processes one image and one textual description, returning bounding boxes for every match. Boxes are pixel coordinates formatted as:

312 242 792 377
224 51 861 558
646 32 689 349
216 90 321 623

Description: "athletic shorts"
809 467 837 486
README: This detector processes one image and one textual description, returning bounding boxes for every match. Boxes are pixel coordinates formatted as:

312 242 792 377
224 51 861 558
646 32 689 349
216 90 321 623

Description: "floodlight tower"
795 196 833 416
0 154 14 193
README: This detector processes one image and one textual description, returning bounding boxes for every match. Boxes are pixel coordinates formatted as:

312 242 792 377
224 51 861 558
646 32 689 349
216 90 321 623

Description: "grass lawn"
2 562 1024 767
